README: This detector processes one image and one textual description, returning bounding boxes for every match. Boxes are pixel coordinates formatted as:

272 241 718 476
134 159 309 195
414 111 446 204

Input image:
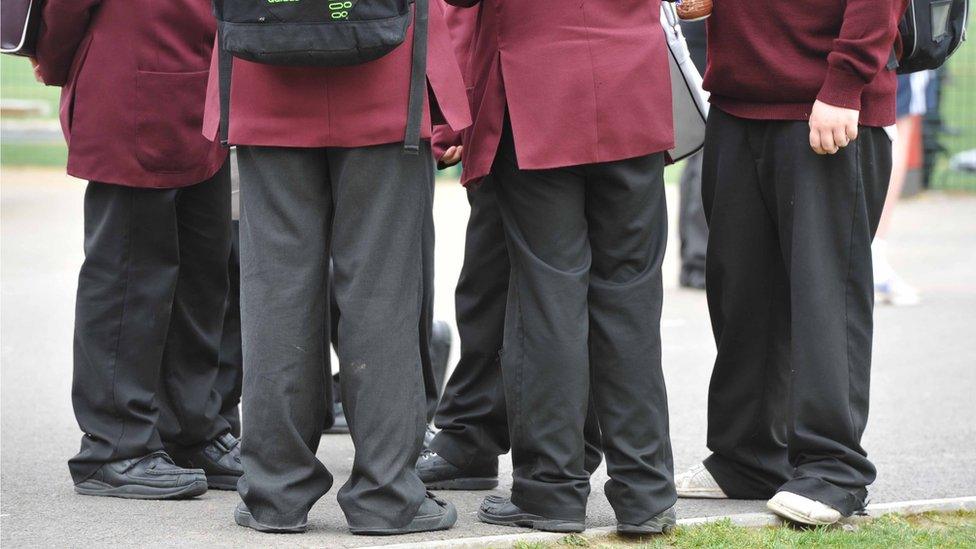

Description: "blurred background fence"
920 42 976 191
1 43 974 191
1 54 64 167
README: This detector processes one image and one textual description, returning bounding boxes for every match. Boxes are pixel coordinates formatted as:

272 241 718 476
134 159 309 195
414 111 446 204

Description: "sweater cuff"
817 66 866 111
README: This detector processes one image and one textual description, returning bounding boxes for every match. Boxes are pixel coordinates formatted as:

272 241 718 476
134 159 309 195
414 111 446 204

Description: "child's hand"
440 145 463 167
30 58 43 83
809 100 859 155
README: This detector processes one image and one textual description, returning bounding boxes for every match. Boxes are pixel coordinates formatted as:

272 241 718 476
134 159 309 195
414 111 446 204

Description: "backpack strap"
218 27 233 147
403 0 428 155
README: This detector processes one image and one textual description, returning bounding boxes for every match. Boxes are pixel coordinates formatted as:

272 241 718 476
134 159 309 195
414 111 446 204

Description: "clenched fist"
808 100 859 155
439 145 463 168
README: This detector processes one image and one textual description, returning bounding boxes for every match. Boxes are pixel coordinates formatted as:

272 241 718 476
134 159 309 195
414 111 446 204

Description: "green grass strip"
512 510 976 549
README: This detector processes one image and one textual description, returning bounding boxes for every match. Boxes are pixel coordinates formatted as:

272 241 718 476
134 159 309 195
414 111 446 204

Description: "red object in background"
906 114 925 170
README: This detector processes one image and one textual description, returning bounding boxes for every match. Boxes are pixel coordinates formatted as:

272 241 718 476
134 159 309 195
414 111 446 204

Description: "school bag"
893 0 969 73
661 2 709 163
1 0 43 57
212 0 428 153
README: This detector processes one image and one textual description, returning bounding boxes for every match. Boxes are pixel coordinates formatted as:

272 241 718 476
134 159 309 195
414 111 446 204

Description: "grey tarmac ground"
2 168 975 548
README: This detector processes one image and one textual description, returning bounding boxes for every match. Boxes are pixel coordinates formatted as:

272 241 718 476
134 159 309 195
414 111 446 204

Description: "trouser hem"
510 490 586 523
703 453 782 499
779 477 867 517
613 496 678 526
429 432 498 470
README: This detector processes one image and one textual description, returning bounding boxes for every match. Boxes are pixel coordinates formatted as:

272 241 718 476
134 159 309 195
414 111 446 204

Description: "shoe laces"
688 462 708 477
419 449 437 461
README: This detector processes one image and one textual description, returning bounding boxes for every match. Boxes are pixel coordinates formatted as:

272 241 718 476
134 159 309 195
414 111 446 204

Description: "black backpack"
893 0 969 74
1 0 44 57
213 0 428 152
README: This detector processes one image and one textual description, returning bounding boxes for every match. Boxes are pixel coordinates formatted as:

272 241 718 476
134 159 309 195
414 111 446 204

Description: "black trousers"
678 151 708 276
700 108 891 516
431 177 604 473
69 165 233 483
493 123 675 524
236 143 432 530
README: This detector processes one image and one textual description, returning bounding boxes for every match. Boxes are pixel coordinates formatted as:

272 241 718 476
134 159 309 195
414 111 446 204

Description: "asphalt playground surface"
2 168 975 547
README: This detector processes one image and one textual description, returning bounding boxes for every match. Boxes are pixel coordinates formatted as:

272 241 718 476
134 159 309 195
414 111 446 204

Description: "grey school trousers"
236 142 433 529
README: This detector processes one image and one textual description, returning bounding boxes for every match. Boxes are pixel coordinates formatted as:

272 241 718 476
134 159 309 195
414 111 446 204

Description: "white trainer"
875 274 921 306
872 239 920 306
675 463 728 499
767 491 843 525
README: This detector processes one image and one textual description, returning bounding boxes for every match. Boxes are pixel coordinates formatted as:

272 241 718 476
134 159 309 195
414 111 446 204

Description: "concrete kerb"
367 496 976 549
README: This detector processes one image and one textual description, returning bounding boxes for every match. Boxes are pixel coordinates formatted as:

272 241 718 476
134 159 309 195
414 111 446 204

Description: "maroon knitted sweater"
703 0 909 127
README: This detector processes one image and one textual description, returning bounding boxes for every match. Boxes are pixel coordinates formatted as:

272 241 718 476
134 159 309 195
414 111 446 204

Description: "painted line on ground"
366 496 976 549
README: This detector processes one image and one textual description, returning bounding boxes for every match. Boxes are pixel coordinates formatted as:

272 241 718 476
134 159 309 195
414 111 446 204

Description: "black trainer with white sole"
73 452 207 500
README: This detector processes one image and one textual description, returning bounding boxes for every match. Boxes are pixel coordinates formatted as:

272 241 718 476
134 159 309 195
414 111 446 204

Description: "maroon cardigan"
704 0 909 127
444 0 674 187
35 0 227 189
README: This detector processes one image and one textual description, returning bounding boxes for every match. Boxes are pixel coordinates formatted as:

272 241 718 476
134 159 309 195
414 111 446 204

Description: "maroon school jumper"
703 0 909 127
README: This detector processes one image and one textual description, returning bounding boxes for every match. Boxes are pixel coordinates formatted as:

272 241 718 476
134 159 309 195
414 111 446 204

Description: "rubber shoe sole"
424 476 498 491
477 509 584 533
766 497 840 526
234 504 307 534
617 508 677 535
675 486 728 499
74 478 207 500
350 500 458 535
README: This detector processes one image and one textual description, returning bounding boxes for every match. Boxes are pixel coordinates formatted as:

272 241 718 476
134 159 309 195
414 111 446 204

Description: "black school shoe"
349 493 458 536
168 432 243 490
679 267 706 290
235 502 308 534
324 401 349 434
617 505 677 535
477 496 585 533
74 451 207 500
416 449 499 490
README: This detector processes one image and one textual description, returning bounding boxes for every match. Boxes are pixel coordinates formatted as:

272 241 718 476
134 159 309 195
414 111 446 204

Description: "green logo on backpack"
329 1 353 19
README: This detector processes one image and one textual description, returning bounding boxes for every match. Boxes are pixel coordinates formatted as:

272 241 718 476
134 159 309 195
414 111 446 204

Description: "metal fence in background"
924 41 976 191
0 54 65 167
